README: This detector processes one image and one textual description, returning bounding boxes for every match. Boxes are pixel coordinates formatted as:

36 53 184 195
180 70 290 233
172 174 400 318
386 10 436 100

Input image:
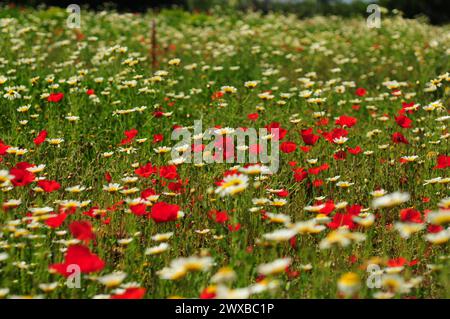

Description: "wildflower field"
0 6 449 299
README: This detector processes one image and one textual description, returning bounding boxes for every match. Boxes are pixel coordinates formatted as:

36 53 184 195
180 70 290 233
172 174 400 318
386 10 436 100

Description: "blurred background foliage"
2 0 449 24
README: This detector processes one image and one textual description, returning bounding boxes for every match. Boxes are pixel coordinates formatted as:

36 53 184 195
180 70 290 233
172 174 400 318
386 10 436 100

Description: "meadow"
0 6 449 299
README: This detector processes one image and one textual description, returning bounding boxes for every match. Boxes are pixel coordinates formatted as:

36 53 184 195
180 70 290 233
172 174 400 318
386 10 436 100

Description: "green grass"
0 6 448 299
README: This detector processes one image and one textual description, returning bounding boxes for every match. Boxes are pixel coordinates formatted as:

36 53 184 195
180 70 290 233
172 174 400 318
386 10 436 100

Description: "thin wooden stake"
151 19 157 71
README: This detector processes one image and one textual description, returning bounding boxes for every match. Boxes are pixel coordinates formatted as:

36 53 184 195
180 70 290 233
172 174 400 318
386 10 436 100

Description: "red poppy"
153 110 164 117
228 223 241 232
395 115 412 128
150 202 179 223
280 141 297 153
135 162 157 178
130 203 148 216
400 157 414 164
153 134 164 143
10 162 35 187
222 169 239 177
300 128 320 145
355 87 367 97
334 150 347 160
247 113 259 121
319 200 335 215
307 167 320 176
86 89 95 95
293 168 308 182
125 128 138 138
300 146 311 153
428 224 444 233
335 115 357 128
69 221 95 242
45 212 67 228
168 181 183 193
347 204 362 215
349 255 358 264
328 213 356 230
120 129 138 145
107 200 124 212
0 139 9 155
277 189 289 197
399 208 423 223
327 205 361 229
408 259 419 267
159 165 178 180
83 206 105 220
47 92 64 103
199 288 216 299
37 180 60 192
313 179 323 187
348 146 362 155
387 257 407 268
289 236 297 249
265 122 287 140
111 288 146 299
104 171 112 182
286 266 300 279
434 155 449 169
141 188 156 199
392 132 409 144
208 209 229 224
33 130 48 145
50 245 105 276
211 91 224 100
60 206 77 215
400 102 416 114
324 128 348 143
316 117 329 126
14 161 34 170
